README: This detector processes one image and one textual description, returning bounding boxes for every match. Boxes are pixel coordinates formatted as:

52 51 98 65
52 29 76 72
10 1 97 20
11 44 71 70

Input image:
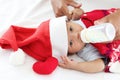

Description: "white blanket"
0 0 120 80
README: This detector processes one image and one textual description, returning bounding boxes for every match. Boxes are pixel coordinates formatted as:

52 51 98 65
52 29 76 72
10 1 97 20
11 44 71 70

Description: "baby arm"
59 55 105 73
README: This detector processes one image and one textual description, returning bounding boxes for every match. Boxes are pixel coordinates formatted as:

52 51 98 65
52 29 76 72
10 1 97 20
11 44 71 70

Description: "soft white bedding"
0 0 120 80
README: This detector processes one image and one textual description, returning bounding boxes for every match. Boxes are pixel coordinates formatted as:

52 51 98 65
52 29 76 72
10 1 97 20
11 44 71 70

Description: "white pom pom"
9 48 26 66
109 61 120 73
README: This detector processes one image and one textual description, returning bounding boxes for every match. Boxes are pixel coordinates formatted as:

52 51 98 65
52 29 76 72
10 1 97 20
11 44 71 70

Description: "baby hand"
59 55 78 69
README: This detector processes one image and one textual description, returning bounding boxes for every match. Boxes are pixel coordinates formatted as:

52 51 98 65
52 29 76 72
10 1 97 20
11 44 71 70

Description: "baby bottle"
80 23 116 43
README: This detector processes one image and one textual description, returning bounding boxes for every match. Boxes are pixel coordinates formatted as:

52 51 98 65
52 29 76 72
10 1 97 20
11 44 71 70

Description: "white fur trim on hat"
72 19 86 28
49 16 68 61
9 48 26 65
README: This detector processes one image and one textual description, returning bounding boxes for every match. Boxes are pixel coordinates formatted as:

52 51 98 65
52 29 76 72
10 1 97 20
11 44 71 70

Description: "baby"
59 8 120 73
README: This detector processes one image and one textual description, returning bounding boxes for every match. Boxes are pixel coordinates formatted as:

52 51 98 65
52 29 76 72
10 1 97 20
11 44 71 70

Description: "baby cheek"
76 43 85 51
72 44 82 53
76 45 82 51
68 46 78 53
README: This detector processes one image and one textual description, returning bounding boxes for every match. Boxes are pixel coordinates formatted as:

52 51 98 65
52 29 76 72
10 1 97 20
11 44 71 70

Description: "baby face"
66 21 85 54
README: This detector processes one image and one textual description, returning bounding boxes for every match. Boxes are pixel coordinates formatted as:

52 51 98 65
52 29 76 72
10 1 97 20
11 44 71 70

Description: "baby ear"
9 48 26 66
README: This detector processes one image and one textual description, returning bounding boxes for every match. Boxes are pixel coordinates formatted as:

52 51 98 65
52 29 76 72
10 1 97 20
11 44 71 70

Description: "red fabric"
0 20 58 74
81 8 120 72
33 57 58 74
0 25 36 50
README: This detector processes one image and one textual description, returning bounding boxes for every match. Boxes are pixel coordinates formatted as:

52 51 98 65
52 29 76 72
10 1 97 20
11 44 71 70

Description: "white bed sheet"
0 0 120 80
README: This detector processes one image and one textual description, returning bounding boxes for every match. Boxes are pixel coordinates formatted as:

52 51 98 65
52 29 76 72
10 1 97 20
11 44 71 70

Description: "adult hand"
71 8 84 20
51 0 81 20
94 9 120 40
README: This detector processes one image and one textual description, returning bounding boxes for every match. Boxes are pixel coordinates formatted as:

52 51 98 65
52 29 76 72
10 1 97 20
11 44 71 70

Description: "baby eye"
70 26 73 32
70 40 73 46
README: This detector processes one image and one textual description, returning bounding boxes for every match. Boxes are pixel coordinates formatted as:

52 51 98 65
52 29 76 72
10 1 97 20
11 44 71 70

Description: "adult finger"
55 11 64 17
68 0 82 8
71 12 77 20
62 4 72 20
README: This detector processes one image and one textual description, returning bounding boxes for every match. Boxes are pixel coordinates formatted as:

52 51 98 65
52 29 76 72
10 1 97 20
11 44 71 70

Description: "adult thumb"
68 1 81 8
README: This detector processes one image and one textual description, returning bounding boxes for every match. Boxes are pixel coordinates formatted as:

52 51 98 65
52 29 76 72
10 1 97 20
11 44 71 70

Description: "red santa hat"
8 16 68 65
